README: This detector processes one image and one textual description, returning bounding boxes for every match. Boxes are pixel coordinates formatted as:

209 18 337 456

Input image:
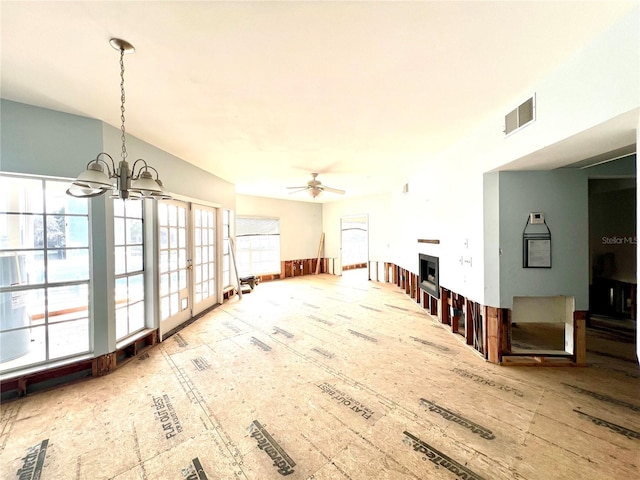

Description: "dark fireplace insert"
419 254 440 298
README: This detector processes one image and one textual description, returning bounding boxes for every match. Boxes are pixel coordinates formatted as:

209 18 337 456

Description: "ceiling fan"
287 173 346 198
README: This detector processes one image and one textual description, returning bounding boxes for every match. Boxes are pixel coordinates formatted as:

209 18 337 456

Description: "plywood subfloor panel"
1 272 639 479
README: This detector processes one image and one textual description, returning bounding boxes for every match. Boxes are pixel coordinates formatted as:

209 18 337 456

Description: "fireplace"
419 254 440 298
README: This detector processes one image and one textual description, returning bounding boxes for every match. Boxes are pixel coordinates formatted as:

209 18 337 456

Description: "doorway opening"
340 215 368 280
587 157 637 362
158 200 220 339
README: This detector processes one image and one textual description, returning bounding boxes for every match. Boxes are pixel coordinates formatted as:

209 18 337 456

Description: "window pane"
49 319 90 359
0 176 43 213
48 284 88 324
66 216 89 247
24 288 45 325
127 219 143 244
47 249 89 282
46 180 88 215
45 215 65 248
159 251 168 273
125 199 142 218
0 287 34 363
160 273 169 296
1 252 43 287
114 217 125 246
113 198 125 217
115 277 128 305
129 301 145 332
159 227 168 249
115 246 126 275
126 246 143 273
158 202 167 221
0 213 44 249
170 228 177 248
129 274 144 303
0 325 46 369
116 306 128 340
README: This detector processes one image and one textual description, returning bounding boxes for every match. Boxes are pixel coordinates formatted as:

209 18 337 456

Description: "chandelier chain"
119 47 127 162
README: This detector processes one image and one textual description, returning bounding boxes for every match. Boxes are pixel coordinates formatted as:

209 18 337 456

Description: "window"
193 207 216 303
342 217 368 267
114 199 145 340
158 202 188 320
0 174 91 373
236 217 281 276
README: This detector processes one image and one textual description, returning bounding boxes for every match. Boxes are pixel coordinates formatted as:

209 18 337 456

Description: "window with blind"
236 217 281 276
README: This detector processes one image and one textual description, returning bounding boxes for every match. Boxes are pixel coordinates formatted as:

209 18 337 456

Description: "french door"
158 200 218 339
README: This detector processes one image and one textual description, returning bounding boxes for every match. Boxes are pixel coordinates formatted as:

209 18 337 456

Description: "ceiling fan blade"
288 188 308 194
322 186 345 195
286 186 309 189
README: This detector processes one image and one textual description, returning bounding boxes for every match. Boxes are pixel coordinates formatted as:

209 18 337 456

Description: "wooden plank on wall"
573 311 587 365
440 288 450 325
486 306 500 364
465 298 474 346
315 233 325 274
502 308 512 355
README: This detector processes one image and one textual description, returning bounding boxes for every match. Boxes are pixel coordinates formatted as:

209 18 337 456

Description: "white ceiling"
1 1 636 201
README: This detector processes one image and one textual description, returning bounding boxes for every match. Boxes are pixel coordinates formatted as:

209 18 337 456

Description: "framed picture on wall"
524 238 551 268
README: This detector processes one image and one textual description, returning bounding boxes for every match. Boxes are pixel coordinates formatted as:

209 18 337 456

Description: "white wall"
322 194 392 266
236 195 323 261
393 8 638 307
483 172 501 307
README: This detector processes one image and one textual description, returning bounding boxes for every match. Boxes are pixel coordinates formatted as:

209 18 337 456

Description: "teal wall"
497 170 589 310
1 99 103 177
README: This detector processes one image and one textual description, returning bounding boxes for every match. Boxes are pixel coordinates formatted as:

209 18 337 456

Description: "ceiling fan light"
309 188 321 198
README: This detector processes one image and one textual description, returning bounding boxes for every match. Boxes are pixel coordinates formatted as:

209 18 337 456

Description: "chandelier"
67 38 170 200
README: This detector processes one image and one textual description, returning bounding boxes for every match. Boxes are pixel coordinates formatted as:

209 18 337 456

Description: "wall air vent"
504 95 535 135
